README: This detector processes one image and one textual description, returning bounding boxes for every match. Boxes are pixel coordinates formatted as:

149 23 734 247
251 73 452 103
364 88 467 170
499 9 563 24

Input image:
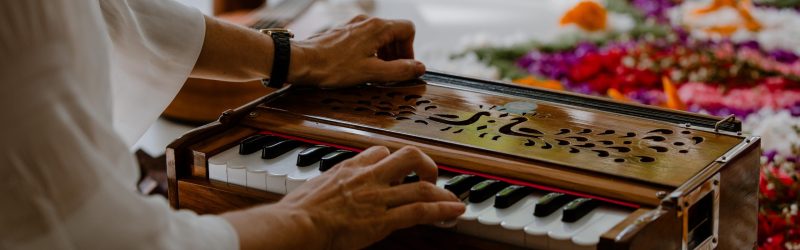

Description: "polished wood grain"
163 79 271 124
166 72 758 249
241 113 666 206
265 83 741 187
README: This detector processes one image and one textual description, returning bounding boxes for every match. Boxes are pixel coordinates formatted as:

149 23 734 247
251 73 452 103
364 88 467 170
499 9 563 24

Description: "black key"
444 175 484 200
319 150 357 171
468 180 510 203
403 173 420 184
534 192 576 217
494 185 534 208
562 198 600 222
239 135 281 155
261 139 305 159
296 145 337 167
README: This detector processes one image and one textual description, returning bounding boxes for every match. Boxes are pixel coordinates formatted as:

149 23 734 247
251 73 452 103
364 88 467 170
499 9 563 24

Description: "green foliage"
754 0 800 8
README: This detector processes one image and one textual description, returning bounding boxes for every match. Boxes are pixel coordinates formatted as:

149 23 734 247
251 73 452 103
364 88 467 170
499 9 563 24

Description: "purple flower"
631 0 676 23
769 49 800 64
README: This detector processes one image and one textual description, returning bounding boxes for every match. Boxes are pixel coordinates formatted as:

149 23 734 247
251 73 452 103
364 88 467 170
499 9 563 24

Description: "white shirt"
0 0 238 249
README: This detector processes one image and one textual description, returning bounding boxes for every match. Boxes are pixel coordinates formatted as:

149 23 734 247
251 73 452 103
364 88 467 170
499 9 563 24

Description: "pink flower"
679 82 800 112
677 82 725 107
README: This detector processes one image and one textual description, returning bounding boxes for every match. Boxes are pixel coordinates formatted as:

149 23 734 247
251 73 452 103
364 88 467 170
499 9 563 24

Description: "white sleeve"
0 0 238 249
102 0 208 147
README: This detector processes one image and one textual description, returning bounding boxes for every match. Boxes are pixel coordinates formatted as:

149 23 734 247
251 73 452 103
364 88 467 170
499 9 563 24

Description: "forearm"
190 15 308 82
221 203 321 250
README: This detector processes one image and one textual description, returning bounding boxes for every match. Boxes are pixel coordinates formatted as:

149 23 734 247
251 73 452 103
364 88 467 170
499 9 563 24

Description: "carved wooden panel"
265 84 742 187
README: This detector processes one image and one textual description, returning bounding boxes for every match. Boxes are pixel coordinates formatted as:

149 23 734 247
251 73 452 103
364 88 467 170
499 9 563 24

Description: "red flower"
761 234 785 250
569 53 604 82
761 171 778 202
588 74 614 93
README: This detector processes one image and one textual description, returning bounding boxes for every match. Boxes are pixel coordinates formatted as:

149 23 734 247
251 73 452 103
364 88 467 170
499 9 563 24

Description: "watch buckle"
260 28 295 38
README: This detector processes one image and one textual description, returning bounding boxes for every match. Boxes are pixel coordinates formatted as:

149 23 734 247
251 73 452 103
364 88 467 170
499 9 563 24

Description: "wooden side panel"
600 140 760 249
177 179 282 214
598 207 681 250
716 144 760 250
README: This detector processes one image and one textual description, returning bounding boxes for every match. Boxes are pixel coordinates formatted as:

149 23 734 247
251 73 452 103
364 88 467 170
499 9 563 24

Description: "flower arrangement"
441 0 800 248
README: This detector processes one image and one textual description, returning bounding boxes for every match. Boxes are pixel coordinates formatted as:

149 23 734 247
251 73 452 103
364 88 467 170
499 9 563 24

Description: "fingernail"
446 201 466 213
414 61 426 76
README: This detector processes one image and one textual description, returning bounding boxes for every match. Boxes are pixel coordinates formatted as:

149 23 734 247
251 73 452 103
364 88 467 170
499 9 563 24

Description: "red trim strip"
259 131 640 209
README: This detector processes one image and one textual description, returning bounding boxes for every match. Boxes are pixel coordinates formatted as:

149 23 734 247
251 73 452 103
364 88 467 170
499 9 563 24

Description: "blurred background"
136 1 800 248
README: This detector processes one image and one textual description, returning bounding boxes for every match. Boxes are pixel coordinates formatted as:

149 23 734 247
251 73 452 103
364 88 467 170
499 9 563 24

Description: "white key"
226 155 248 187
500 194 543 230
208 147 238 182
265 147 308 194
460 197 495 221
523 201 567 249
476 195 538 247
246 169 268 191
570 207 629 248
242 146 307 194
286 162 322 193
457 197 495 236
547 208 607 250
478 195 538 226
228 153 261 188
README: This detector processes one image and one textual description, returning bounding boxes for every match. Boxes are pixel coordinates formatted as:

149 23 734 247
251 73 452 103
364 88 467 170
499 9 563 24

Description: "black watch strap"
261 29 293 88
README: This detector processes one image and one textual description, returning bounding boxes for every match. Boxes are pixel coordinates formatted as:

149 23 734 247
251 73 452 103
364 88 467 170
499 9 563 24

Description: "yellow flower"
559 1 607 32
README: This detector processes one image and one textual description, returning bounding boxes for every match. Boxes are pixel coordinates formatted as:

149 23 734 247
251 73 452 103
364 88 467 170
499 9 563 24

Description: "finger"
335 146 390 169
376 20 415 59
348 14 370 24
372 146 437 183
383 201 465 230
361 58 425 83
381 181 459 207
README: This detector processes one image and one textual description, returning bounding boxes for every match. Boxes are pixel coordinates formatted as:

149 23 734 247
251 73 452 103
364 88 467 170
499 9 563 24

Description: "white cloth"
0 0 238 249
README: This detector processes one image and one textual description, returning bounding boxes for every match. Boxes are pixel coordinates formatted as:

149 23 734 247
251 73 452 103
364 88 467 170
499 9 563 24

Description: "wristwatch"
260 28 294 88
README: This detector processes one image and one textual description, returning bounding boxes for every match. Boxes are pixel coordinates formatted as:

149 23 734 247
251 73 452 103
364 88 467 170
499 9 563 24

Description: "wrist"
287 42 315 86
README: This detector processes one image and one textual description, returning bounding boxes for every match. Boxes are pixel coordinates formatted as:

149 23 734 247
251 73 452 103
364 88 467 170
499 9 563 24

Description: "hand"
289 16 426 88
222 146 465 250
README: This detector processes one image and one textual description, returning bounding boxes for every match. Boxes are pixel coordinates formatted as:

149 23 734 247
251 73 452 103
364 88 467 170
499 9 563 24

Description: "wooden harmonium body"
166 71 760 250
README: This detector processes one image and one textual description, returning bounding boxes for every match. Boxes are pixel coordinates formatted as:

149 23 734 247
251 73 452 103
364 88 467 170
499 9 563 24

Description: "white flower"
743 109 800 155
671 1 800 53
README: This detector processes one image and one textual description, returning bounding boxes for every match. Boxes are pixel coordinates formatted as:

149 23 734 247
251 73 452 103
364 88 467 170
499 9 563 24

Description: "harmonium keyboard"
166 71 760 249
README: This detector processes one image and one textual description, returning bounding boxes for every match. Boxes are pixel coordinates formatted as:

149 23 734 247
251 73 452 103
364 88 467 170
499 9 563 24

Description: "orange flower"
693 0 737 15
705 25 739 36
693 0 762 32
560 1 607 32
513 76 564 91
662 76 686 110
606 88 631 102
736 0 762 32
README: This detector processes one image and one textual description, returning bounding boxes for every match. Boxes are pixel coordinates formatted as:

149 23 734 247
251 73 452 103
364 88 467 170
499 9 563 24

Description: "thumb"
362 58 426 83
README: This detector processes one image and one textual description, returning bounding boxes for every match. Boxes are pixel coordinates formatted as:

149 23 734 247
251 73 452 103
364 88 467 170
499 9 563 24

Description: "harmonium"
166 71 760 249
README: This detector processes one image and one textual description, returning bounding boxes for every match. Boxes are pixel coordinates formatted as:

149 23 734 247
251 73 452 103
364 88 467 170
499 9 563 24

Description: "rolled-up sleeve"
102 0 208 147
